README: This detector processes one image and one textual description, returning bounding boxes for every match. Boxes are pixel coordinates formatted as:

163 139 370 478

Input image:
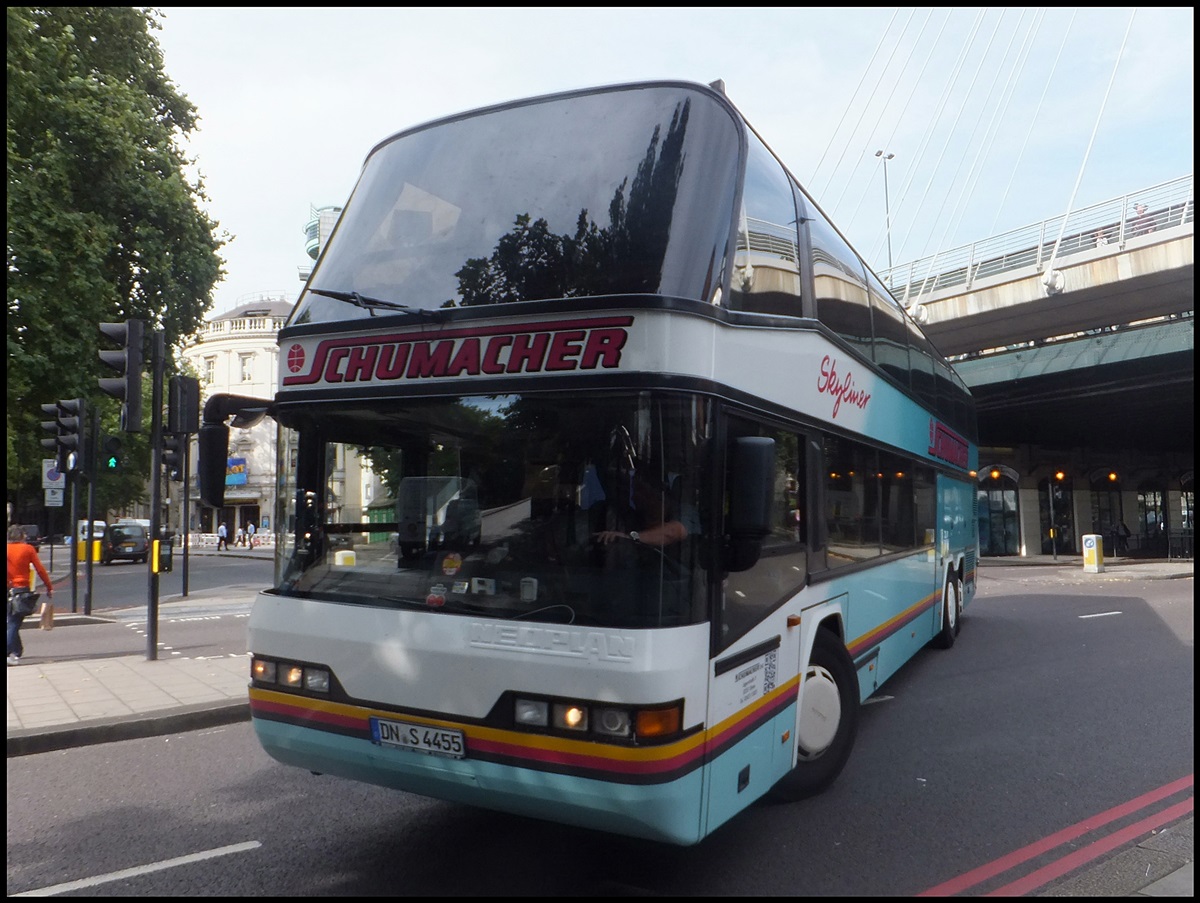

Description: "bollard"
1082 533 1104 573
333 549 356 567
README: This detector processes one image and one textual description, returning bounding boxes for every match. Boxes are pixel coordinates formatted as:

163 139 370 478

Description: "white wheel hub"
797 665 841 757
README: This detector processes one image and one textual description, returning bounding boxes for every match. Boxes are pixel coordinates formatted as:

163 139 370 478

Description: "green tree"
7 7 225 519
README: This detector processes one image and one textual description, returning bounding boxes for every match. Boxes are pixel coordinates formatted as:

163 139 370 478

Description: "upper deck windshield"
275 392 711 629
291 84 741 325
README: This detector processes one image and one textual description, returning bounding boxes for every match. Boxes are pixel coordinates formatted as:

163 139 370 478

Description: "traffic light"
98 319 145 432
162 433 183 482
40 403 66 473
56 398 87 474
102 435 123 473
167 375 201 435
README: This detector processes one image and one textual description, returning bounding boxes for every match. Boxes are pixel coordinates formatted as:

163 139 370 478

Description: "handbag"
8 588 39 618
40 600 55 631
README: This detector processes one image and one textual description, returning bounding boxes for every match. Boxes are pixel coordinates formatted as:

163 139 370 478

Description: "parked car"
100 523 149 565
15 525 43 549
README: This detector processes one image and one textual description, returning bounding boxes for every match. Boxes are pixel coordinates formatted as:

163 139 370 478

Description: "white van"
77 519 107 542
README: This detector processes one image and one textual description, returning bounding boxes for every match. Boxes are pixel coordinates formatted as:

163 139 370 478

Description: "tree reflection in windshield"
454 100 691 305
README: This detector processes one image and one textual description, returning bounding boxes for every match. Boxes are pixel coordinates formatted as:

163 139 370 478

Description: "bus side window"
719 420 808 651
822 434 882 565
805 203 874 363
729 132 803 316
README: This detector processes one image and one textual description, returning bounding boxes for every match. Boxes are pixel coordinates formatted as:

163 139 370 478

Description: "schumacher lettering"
282 316 632 387
928 419 969 468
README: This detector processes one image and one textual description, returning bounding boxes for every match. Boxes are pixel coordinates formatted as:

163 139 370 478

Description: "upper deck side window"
728 132 803 316
804 196 873 363
292 85 741 326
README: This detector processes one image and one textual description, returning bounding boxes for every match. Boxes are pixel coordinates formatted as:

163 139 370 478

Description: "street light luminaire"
875 150 895 278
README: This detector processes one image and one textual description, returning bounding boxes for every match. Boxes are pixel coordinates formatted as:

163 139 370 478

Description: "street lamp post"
875 150 895 278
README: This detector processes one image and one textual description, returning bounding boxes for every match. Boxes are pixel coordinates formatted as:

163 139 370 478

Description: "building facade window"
240 353 254 383
203 357 216 385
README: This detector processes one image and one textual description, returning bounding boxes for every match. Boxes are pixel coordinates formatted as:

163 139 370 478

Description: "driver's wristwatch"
628 531 640 542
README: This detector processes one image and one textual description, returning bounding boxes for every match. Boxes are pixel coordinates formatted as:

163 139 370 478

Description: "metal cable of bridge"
1041 9 1138 297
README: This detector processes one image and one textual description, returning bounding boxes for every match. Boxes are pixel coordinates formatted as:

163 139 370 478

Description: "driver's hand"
593 530 628 545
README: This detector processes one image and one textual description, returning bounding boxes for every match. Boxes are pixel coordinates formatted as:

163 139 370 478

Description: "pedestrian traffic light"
98 319 145 432
40 403 66 473
162 433 183 481
56 398 87 474
102 435 123 473
167 375 201 435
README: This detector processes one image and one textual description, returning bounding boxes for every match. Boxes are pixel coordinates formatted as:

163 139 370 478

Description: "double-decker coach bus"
199 79 979 846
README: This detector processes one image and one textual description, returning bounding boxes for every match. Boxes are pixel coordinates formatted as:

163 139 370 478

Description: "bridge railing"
882 174 1194 307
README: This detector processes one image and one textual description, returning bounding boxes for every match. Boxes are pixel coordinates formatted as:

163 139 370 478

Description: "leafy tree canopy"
7 7 225 520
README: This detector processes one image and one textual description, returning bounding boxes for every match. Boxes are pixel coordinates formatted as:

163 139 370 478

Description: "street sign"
42 458 65 489
45 488 64 507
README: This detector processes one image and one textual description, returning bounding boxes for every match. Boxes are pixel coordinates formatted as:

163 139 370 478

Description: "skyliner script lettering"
282 316 633 387
817 355 872 418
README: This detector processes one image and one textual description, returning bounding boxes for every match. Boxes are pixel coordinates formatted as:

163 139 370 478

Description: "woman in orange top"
8 524 53 665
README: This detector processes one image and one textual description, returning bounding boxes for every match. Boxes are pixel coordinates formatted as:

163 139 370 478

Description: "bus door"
702 433 800 833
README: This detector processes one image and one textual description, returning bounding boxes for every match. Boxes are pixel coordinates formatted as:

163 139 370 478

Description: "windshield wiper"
307 287 434 318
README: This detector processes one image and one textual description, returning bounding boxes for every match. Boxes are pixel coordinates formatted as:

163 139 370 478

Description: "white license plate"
369 717 465 758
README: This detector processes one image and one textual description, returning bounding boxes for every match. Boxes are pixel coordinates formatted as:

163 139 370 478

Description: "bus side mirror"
725 436 775 572
197 392 275 510
198 421 229 509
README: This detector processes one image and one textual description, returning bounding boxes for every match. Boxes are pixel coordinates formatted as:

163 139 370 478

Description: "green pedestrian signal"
103 435 123 472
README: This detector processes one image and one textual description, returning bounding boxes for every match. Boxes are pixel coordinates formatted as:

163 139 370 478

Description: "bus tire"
770 627 859 802
932 571 960 649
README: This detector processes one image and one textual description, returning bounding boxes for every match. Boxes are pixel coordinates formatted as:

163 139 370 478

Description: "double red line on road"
918 774 1193 896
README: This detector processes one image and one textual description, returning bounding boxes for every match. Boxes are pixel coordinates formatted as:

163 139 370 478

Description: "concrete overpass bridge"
881 175 1193 560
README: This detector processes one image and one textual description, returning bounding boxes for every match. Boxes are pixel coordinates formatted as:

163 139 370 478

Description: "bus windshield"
291 84 740 324
275 392 711 629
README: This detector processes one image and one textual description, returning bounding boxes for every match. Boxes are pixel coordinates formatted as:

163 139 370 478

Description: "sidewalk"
6 551 1191 895
7 542 269 756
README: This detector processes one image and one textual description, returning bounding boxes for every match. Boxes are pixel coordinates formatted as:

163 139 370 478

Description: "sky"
151 7 1194 316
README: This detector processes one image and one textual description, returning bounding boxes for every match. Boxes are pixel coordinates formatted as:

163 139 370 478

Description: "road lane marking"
1079 611 1123 619
917 774 1193 896
13 841 261 896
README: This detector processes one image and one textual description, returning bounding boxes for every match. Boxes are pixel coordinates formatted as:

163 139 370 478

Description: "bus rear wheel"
932 572 961 649
769 627 859 802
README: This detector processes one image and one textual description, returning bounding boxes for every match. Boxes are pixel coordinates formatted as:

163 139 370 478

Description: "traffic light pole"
69 465 79 613
182 440 191 597
84 406 99 616
147 330 165 661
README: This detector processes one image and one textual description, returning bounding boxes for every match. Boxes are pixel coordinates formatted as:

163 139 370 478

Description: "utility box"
1082 533 1104 573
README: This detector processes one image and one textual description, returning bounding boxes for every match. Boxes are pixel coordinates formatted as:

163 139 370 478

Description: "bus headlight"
593 706 632 738
251 656 330 694
303 668 330 693
552 703 588 731
514 698 549 727
251 658 277 683
510 695 682 744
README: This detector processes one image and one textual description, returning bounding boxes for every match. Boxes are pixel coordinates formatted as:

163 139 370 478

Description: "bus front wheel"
769 627 859 802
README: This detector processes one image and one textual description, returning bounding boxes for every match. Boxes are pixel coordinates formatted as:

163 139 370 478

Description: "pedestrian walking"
8 524 54 665
246 521 257 547
217 522 229 551
236 525 245 547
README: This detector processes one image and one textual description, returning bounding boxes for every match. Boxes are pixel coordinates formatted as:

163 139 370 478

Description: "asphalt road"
5 565 1192 896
